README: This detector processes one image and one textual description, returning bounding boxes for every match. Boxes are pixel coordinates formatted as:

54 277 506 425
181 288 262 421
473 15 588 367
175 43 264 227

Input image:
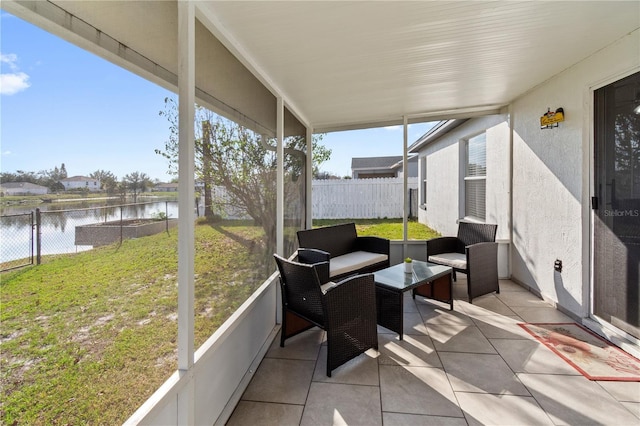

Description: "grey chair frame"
426 221 499 303
274 254 378 376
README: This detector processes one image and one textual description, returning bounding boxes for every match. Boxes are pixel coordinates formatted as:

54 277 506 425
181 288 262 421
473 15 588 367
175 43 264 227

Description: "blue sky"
1 12 433 182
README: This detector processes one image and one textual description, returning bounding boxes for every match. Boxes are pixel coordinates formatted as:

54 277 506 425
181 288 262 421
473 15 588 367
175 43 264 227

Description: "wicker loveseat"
426 221 499 303
274 254 378 376
296 222 390 281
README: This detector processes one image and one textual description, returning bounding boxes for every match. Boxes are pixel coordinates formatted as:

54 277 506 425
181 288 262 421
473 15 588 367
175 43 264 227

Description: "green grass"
313 218 440 240
0 218 436 424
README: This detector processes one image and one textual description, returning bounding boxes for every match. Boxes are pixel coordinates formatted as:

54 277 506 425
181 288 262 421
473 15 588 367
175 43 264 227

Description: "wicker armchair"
274 254 378 377
426 221 499 303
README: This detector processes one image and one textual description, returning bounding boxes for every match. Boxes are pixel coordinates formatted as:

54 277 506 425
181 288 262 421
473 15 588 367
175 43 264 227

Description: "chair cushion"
428 252 467 270
330 251 388 278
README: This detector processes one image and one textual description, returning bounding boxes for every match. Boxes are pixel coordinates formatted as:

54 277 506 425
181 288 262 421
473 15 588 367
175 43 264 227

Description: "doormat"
519 322 640 381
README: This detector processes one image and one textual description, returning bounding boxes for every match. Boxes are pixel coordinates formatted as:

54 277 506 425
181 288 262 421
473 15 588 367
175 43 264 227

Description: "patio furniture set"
274 221 499 376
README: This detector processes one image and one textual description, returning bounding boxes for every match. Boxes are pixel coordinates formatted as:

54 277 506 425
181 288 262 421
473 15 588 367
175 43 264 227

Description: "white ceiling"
200 1 639 131
5 1 640 133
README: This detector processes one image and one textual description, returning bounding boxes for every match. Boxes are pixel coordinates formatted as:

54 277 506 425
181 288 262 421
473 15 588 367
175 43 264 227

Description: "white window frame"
420 156 427 208
464 132 487 221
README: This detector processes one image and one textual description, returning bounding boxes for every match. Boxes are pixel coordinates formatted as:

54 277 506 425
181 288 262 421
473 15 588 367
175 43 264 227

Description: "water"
0 199 180 263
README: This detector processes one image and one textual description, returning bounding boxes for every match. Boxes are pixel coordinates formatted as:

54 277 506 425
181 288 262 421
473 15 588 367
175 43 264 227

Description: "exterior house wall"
0 183 49 196
153 184 179 192
61 177 101 192
397 160 418 179
417 133 459 235
416 115 510 277
352 157 418 178
510 29 640 318
415 29 639 322
353 170 396 179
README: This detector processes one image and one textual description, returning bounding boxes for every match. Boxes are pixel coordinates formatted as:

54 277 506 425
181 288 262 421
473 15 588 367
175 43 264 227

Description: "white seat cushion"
428 252 467 270
330 251 388 278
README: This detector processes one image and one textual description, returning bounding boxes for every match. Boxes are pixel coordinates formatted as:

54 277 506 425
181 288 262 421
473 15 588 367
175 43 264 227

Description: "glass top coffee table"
373 261 453 340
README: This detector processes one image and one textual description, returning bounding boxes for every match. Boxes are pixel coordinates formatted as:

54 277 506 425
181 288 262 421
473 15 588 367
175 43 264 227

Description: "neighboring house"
0 182 49 196
153 183 179 192
351 155 418 179
59 176 101 192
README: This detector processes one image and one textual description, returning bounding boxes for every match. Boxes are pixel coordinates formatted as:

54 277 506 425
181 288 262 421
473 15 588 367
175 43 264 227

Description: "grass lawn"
313 218 440 240
0 218 436 424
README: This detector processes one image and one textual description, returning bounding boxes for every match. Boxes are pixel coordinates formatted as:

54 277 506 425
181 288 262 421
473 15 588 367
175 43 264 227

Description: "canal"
0 198 182 264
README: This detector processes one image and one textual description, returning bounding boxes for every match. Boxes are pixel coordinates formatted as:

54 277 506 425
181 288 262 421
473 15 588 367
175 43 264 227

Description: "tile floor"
227 277 640 425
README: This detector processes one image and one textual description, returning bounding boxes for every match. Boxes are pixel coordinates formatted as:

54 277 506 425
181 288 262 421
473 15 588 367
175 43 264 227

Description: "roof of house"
408 120 466 153
351 156 403 171
60 176 99 182
0 182 48 190
351 156 418 172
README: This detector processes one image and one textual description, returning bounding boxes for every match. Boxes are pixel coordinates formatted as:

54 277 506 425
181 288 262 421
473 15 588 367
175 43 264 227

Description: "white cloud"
1 150 12 156
383 125 401 131
1 53 19 71
1 53 31 95
1 72 31 95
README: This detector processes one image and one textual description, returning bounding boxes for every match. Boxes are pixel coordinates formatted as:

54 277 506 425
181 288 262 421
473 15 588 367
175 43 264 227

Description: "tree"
157 97 331 245
90 170 118 194
614 112 640 199
315 171 343 180
117 180 128 202
0 172 20 184
123 171 151 203
38 164 67 192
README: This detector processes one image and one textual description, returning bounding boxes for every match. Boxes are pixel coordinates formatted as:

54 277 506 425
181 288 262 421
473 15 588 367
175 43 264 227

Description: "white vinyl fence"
210 178 418 220
312 177 418 219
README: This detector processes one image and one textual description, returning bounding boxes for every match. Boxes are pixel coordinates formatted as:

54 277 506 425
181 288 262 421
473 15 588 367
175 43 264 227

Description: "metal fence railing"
0 201 177 272
0 212 35 271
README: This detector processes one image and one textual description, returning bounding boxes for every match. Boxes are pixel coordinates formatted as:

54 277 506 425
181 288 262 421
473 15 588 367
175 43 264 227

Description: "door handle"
591 197 598 210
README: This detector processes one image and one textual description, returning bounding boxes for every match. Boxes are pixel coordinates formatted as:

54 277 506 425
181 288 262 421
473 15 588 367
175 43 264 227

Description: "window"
465 133 486 220
420 156 427 207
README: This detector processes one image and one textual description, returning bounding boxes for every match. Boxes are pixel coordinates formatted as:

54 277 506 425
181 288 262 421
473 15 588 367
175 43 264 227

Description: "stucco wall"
417 114 511 276
510 29 640 317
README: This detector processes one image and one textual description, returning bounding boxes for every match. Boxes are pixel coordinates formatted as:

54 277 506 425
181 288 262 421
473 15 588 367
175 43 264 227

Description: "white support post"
306 126 313 229
177 2 195 423
403 116 409 254
177 0 195 377
276 98 284 256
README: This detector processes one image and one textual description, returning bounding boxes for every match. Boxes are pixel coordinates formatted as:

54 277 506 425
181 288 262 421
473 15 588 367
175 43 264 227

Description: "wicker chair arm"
356 236 390 255
322 273 378 376
466 242 498 270
465 242 499 300
426 237 460 256
324 272 374 294
312 261 331 285
298 248 331 263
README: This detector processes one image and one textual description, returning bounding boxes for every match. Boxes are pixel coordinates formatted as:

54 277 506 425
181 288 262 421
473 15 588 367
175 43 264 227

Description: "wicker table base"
374 261 453 340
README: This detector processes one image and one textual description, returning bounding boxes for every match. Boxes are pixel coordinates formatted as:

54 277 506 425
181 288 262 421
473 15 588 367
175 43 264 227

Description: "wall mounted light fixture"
540 107 564 129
